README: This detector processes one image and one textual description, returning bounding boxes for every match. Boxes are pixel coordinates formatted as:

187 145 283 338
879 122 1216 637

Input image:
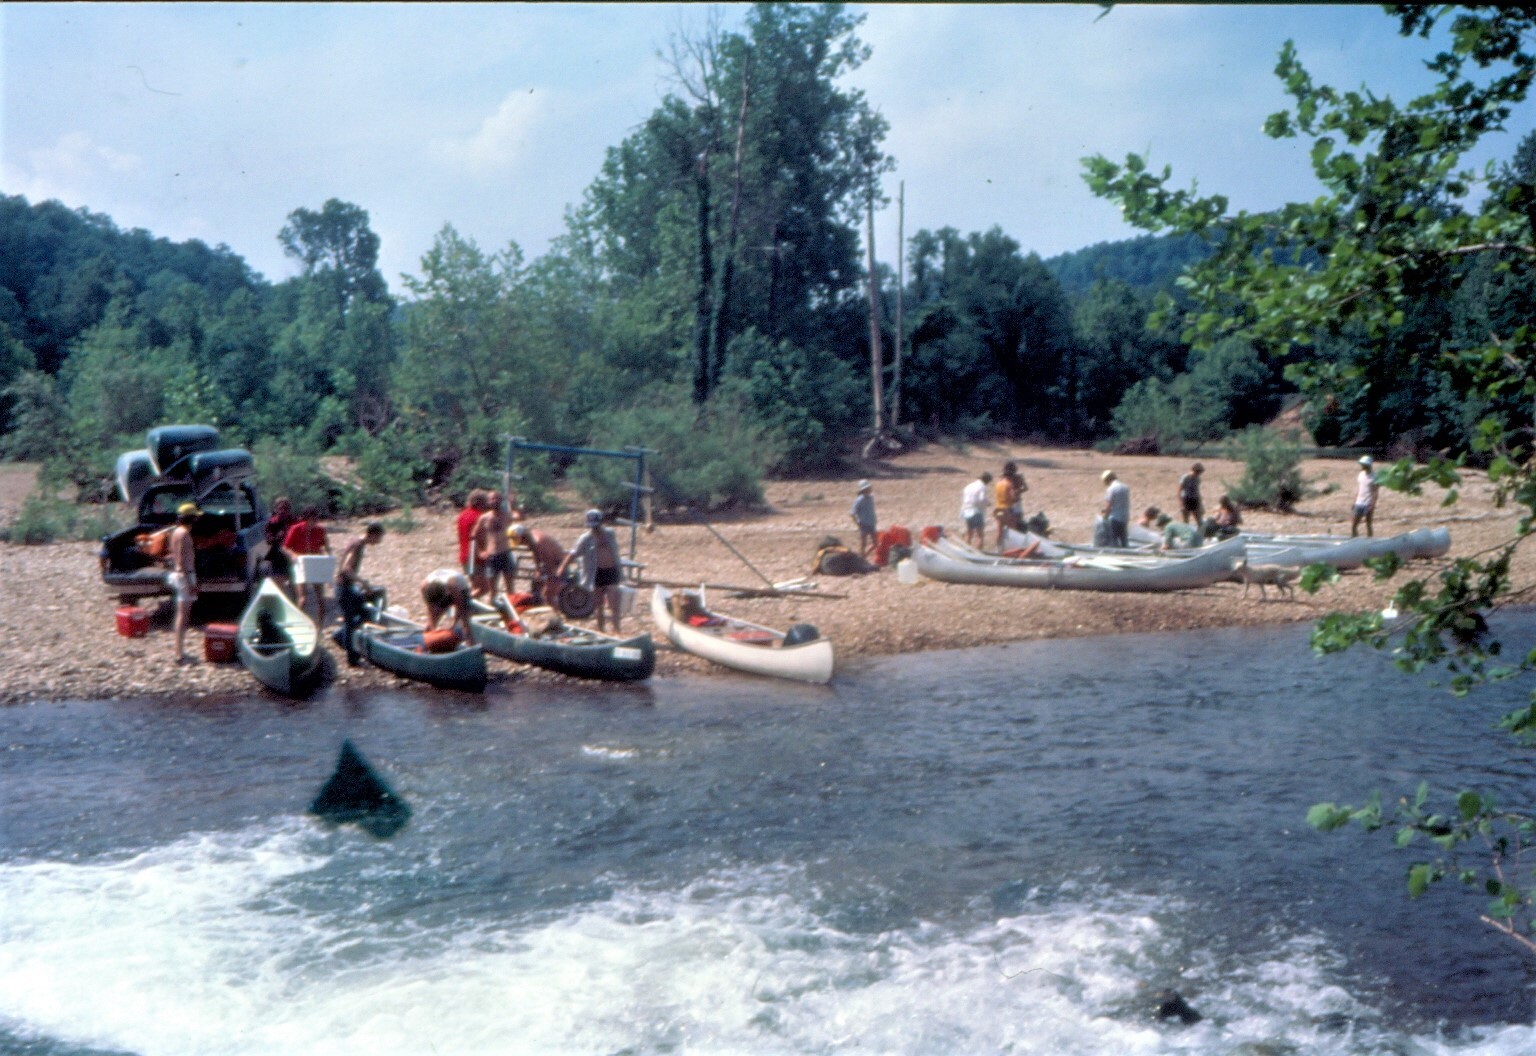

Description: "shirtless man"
509 523 567 606
421 567 475 641
335 523 385 665
473 491 516 600
168 503 200 664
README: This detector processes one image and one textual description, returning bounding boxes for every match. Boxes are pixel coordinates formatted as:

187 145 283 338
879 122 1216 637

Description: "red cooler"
116 606 150 638
203 623 239 663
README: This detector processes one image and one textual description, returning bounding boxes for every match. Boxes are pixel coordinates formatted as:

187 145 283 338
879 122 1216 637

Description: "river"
3 615 1535 1055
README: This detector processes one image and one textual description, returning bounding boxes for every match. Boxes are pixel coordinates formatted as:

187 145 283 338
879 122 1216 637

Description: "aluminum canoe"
650 585 833 684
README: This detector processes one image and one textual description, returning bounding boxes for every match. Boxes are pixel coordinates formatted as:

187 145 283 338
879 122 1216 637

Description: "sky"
4 3 1532 297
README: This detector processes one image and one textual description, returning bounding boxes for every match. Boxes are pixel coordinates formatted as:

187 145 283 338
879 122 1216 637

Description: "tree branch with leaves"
1084 4 1536 953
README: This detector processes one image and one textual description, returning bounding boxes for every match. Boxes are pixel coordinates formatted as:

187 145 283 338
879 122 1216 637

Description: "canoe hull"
914 537 1245 592
357 627 488 692
1244 526 1451 569
651 586 833 684
470 613 656 682
237 579 323 696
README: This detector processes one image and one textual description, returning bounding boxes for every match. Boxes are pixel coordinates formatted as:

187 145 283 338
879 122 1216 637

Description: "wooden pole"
892 180 905 430
865 164 885 435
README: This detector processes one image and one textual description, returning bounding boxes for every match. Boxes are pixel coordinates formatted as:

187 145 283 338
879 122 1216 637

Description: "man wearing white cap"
850 480 877 558
1351 455 1380 537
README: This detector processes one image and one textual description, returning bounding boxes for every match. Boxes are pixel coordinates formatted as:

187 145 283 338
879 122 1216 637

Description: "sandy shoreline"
1 442 1526 703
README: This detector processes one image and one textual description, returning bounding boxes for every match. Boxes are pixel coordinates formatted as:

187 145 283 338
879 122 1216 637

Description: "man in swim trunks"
167 502 200 665
559 509 624 633
457 489 489 596
509 523 567 606
473 491 516 601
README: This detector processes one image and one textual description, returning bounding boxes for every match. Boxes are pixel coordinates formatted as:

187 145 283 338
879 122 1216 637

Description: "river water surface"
3 615 1536 1055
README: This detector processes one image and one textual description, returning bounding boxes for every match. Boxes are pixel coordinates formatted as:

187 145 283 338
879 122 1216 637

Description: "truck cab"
99 425 268 602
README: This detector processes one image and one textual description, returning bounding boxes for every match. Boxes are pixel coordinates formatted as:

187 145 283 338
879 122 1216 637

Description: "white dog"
1231 560 1298 600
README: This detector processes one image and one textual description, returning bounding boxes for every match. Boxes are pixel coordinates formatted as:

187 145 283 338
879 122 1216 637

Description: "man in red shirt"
283 505 331 625
457 490 488 597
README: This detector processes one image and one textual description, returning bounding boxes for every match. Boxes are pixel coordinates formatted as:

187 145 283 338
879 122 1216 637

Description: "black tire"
558 583 596 619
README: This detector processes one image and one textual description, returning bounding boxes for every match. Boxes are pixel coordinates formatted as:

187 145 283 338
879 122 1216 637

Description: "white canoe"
237 578 323 696
914 536 1246 592
650 585 833 684
1241 526 1450 569
1038 524 1451 571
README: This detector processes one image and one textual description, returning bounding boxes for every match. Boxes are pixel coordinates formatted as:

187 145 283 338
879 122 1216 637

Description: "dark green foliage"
720 328 861 473
900 227 1076 439
249 439 336 516
1110 337 1283 448
0 490 122 544
571 387 771 512
1045 232 1213 297
0 370 65 462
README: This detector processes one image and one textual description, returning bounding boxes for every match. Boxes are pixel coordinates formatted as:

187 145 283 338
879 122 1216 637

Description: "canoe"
356 605 487 692
650 585 834 684
237 578 323 696
914 535 1246 592
1027 524 1451 572
1240 526 1450 569
468 602 656 682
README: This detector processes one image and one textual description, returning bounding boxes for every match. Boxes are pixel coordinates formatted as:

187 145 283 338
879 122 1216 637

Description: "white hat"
1101 470 1117 483
1359 455 1373 466
857 479 872 492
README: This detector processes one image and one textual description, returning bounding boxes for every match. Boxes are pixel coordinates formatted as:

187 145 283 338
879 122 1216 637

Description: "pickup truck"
99 425 269 602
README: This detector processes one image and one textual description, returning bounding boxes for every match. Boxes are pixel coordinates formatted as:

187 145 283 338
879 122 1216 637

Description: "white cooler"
293 555 336 585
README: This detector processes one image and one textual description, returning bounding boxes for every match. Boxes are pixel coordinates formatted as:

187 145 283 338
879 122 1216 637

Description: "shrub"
720 330 861 474
1 492 125 544
1225 426 1330 512
571 388 774 514
250 439 336 515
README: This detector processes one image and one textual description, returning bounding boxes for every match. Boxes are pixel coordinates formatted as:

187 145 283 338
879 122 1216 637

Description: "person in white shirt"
960 472 992 547
1351 455 1380 537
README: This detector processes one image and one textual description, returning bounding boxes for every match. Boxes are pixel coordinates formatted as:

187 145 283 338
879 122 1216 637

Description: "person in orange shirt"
992 461 1025 550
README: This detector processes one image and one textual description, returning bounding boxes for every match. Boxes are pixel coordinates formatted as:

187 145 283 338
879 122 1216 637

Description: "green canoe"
237 578 325 696
469 603 655 682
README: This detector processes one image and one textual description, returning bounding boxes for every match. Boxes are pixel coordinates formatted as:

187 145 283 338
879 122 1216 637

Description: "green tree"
1084 5 1536 953
278 198 389 312
1073 278 1186 438
901 226 1075 438
277 199 395 433
394 225 536 482
573 2 887 412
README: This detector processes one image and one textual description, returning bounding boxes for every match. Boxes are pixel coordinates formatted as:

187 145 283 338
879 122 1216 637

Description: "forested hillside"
1043 233 1211 297
1 2 1529 517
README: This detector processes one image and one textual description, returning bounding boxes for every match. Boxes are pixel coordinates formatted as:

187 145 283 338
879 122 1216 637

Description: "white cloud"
3 131 143 202
431 88 550 180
